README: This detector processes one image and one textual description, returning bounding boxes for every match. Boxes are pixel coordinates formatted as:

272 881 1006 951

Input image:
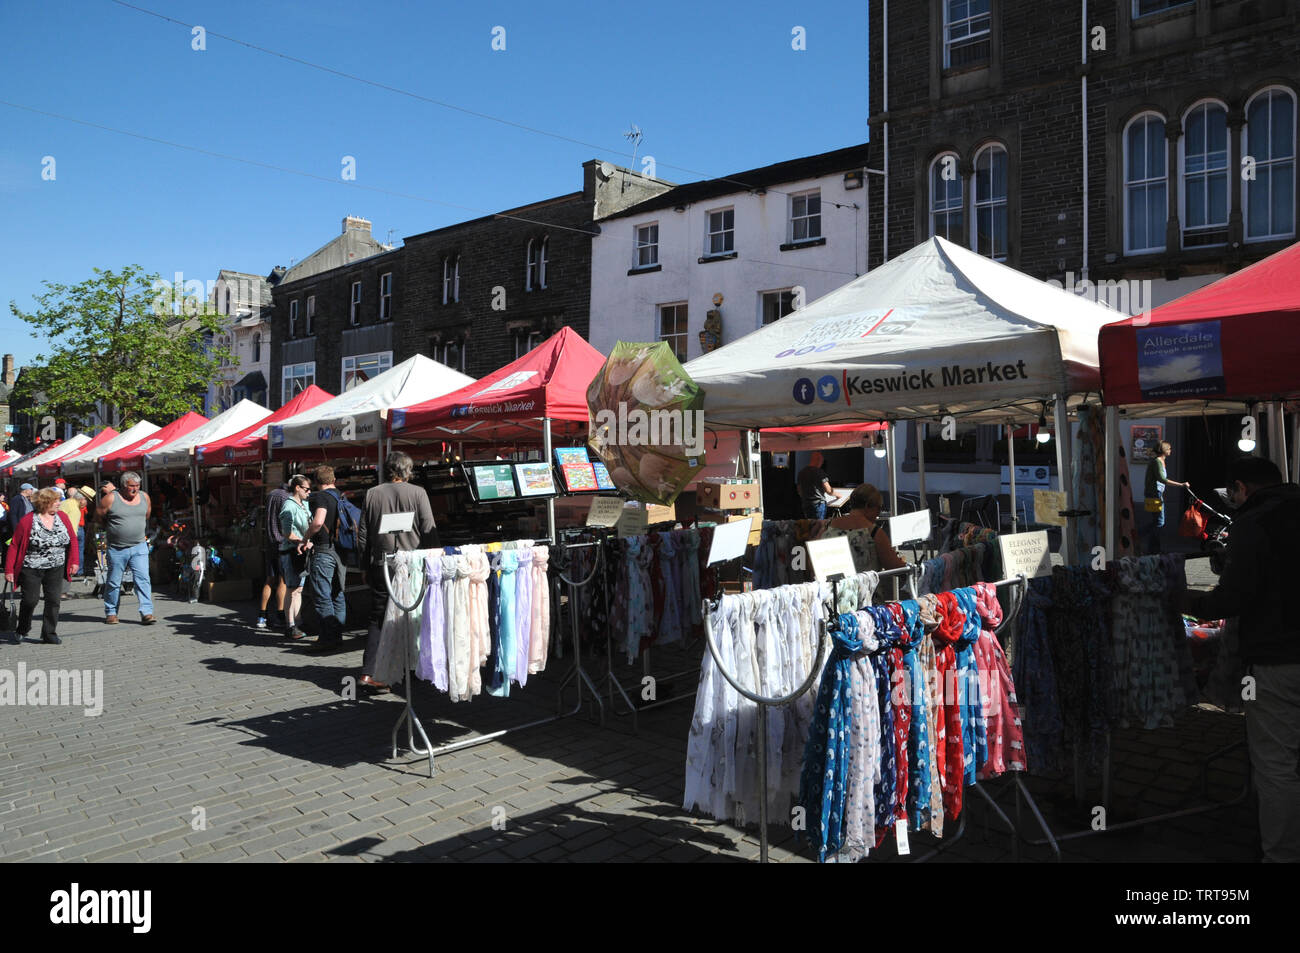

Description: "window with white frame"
350 281 361 325
1133 0 1193 18
761 290 797 326
282 361 315 403
514 329 543 358
526 238 550 290
706 208 734 256
305 295 316 336
1244 87 1297 242
972 143 1008 260
658 303 689 361
252 332 261 363
224 287 231 315
439 341 467 373
930 153 965 243
379 272 393 320
1182 101 1229 248
634 223 659 268
1125 113 1168 254
790 190 822 243
288 299 299 337
342 351 393 391
944 0 991 70
442 255 460 304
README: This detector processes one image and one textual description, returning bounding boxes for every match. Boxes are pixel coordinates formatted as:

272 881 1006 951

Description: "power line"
106 0 865 207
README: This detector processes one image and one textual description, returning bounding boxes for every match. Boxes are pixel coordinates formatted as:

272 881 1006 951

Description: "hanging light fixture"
873 433 887 459
1036 413 1052 444
1237 436 1257 452
1239 405 1257 452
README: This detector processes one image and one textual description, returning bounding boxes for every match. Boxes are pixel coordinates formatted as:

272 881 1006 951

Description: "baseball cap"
54 478 66 486
20 483 35 491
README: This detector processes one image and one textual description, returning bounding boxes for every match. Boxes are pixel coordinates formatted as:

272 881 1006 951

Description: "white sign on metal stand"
706 518 751 566
378 511 415 534
887 509 931 547
806 535 856 582
998 530 1053 579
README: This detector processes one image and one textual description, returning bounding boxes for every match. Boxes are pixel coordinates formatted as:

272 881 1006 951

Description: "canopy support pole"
1267 400 1288 482
1291 412 1299 488
543 417 556 543
886 423 899 517
915 421 928 543
1054 396 1074 566
191 458 202 538
1007 422 1018 533
1104 406 1118 563
377 435 384 483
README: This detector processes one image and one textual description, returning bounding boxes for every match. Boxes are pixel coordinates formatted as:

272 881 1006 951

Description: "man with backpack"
303 465 355 650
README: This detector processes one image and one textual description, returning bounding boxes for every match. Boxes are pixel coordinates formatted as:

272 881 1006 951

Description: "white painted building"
206 269 274 414
589 144 871 362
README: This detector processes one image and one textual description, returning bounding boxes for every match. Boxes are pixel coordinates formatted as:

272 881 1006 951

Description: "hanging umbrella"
586 341 706 505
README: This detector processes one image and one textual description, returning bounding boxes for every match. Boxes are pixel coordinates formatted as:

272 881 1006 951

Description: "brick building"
269 164 666 407
866 0 1298 505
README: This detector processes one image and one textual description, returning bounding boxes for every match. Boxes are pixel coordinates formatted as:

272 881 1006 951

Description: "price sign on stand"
705 518 751 566
887 509 932 547
1033 489 1067 527
616 503 649 538
586 496 625 527
806 536 856 582
998 530 1053 579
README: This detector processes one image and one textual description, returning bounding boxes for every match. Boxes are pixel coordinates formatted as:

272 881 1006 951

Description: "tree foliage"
9 265 231 430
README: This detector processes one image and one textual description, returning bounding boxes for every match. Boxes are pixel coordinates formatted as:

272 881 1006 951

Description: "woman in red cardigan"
5 488 79 644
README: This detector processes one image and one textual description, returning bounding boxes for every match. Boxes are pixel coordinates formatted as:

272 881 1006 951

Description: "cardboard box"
696 481 760 510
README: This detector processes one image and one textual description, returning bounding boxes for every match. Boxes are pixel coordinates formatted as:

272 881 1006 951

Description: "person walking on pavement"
5 488 79 644
1142 440 1187 554
11 483 36 525
96 471 156 625
278 474 313 640
356 452 438 690
1185 456 1300 863
257 482 290 630
302 465 348 650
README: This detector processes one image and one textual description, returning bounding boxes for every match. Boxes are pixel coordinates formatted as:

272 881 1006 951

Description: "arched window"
443 255 460 304
526 239 538 291
1124 113 1167 254
1181 100 1229 247
972 144 1007 260
526 237 549 290
929 152 964 244
224 287 231 315
538 237 548 288
252 332 261 363
1244 86 1296 241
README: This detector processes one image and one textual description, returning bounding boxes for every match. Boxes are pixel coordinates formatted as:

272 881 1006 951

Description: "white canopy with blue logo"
682 236 1113 427
268 354 474 454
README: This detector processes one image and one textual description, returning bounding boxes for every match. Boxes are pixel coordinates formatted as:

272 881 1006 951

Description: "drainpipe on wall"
1081 0 1089 284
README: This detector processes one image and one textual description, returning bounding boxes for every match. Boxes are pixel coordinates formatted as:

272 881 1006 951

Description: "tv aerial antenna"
624 124 644 169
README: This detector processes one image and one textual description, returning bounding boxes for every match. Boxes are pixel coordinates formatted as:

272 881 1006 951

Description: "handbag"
1144 497 1163 513
1179 503 1208 539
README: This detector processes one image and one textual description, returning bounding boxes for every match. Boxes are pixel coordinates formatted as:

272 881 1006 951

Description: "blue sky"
0 0 868 370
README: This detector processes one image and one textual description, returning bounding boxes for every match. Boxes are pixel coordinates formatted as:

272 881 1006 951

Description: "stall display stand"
385 538 604 779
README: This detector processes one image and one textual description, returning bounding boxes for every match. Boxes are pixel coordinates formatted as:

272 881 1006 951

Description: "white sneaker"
256 616 268 629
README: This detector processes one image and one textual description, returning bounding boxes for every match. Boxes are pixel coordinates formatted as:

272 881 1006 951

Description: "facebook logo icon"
793 378 815 405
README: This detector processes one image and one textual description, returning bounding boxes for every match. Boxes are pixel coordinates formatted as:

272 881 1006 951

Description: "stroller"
1179 487 1232 575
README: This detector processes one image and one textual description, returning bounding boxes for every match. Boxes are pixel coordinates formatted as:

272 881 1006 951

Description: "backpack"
327 489 362 562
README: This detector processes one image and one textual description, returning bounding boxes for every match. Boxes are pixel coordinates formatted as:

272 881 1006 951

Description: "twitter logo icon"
817 375 840 403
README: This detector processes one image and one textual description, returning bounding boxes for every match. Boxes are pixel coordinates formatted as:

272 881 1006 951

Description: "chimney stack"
2 354 13 388
342 216 372 235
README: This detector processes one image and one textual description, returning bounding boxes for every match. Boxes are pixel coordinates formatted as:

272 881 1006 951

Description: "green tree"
9 265 231 431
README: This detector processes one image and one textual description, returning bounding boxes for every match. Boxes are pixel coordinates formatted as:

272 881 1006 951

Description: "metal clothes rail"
384 539 602 778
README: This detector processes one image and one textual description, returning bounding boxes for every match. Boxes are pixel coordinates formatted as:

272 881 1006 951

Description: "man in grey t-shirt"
95 470 155 624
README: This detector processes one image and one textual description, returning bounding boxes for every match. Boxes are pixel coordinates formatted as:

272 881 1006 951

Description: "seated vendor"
822 483 907 574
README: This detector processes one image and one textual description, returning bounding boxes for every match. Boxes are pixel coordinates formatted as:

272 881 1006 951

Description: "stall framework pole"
1053 396 1074 566
1267 400 1289 481
1103 406 1118 560
543 417 556 543
1291 412 1300 488
915 421 928 545
1006 422 1018 533
886 423 899 516
376 434 384 482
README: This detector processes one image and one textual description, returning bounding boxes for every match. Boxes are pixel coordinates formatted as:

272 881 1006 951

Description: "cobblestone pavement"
0 556 1256 863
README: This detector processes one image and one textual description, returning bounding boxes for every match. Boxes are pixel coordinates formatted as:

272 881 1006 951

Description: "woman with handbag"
1143 441 1187 555
4 488 79 644
278 474 313 640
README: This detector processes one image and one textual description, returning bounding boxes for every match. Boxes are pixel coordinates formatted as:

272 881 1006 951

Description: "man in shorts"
258 482 290 630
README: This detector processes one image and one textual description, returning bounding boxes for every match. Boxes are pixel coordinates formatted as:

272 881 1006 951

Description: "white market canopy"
0 450 20 468
59 421 160 476
145 399 270 470
683 236 1116 428
269 354 474 453
11 434 92 476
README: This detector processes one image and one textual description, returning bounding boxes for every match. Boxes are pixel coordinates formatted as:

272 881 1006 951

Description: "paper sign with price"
586 496 625 527
998 530 1053 579
806 536 856 582
616 503 649 538
1033 489 1067 527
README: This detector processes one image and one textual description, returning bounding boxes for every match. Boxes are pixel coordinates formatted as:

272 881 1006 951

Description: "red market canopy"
98 412 209 472
389 327 606 444
1100 240 1300 411
196 384 334 466
36 428 120 477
